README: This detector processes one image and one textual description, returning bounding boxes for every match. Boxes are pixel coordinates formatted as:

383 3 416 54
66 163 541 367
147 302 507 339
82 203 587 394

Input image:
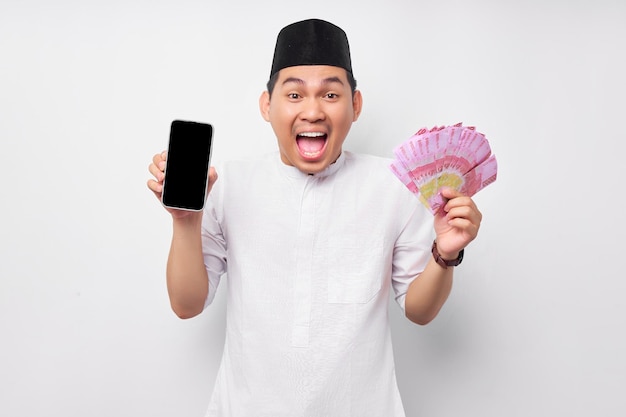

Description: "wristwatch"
431 240 464 269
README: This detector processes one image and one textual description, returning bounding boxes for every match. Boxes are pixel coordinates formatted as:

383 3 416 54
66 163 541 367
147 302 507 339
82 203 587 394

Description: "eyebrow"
281 76 345 87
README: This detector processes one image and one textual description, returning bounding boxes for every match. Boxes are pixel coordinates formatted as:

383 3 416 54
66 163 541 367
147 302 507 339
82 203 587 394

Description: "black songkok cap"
269 19 353 78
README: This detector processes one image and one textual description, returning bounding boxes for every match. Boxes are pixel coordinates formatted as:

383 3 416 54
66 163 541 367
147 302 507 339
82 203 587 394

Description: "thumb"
207 167 219 194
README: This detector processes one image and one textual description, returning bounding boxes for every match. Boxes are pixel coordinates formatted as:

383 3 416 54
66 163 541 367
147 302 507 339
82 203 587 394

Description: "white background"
1 1 625 416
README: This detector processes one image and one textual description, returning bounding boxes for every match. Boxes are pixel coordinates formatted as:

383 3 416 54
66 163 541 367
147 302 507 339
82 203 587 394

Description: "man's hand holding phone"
147 120 217 219
148 151 218 219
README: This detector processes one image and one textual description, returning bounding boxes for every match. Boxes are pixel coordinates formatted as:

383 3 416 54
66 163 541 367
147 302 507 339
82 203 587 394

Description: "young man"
147 18 482 417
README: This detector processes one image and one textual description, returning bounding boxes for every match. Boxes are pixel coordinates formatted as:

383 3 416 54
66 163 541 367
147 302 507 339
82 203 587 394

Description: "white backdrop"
1 1 625 416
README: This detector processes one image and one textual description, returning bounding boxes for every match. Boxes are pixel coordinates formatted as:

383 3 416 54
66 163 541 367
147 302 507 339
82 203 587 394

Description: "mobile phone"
161 120 214 211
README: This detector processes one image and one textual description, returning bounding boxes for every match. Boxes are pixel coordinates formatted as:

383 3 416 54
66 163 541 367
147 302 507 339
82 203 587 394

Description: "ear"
259 91 271 122
352 90 363 122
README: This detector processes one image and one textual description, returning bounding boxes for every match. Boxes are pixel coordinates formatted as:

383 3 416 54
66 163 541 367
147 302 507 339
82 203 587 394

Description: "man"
147 18 482 417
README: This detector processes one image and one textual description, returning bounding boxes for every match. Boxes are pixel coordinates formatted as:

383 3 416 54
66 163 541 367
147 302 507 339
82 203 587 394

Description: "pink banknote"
390 123 497 214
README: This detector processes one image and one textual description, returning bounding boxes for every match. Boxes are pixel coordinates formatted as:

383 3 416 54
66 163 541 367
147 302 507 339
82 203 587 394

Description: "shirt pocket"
326 236 384 304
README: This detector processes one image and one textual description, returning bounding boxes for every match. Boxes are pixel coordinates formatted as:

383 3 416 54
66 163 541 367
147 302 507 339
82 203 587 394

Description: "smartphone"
161 120 214 211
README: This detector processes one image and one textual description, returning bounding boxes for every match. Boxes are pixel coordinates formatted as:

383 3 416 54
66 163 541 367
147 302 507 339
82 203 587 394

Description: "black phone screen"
161 120 213 211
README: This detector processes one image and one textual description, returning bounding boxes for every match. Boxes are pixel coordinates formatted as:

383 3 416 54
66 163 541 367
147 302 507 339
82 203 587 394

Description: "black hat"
269 19 353 78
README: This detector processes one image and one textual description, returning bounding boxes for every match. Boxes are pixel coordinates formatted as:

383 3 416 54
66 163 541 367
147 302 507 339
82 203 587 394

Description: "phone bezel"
161 120 214 212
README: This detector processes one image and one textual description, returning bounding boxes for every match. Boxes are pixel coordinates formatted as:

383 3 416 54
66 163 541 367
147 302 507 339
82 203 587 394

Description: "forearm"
166 213 209 319
403 187 481 325
404 257 454 325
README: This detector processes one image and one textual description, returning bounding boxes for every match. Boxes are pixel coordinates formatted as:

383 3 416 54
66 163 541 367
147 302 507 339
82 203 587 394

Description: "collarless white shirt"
201 151 433 417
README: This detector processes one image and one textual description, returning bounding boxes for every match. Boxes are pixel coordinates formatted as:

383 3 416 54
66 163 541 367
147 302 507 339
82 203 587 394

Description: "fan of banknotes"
389 122 497 215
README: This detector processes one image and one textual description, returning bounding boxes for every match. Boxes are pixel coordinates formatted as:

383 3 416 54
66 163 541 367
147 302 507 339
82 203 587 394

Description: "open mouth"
296 132 328 160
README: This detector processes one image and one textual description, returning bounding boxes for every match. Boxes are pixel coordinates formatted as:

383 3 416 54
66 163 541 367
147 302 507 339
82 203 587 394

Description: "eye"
325 93 338 99
288 93 301 99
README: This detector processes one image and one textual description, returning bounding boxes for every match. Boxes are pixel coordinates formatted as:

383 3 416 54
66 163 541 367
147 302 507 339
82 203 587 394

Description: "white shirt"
201 151 434 417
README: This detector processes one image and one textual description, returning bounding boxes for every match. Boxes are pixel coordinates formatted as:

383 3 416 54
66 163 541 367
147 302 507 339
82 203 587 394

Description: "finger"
152 152 163 165
446 217 480 241
147 178 163 195
152 151 167 172
446 204 482 226
148 162 165 182
440 187 465 200
446 205 482 234
444 194 479 213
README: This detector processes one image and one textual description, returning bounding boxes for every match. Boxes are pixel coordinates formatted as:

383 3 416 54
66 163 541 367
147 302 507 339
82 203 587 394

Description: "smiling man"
260 65 361 174
148 18 483 417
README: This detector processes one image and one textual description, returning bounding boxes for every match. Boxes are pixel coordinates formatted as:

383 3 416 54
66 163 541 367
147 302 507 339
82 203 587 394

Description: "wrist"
431 240 464 269
172 212 203 229
439 249 459 261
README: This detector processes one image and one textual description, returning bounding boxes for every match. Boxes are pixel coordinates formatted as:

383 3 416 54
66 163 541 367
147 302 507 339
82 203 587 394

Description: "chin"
297 160 329 174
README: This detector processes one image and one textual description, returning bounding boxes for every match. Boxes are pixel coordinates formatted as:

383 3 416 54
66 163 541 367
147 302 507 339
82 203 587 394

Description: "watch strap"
431 240 464 269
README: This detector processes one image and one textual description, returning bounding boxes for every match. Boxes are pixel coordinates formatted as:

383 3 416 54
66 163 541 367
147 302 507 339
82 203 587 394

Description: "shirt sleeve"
391 204 435 312
201 190 227 308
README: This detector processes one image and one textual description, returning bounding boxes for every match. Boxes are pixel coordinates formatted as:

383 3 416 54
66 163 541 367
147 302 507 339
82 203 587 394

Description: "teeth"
298 132 326 137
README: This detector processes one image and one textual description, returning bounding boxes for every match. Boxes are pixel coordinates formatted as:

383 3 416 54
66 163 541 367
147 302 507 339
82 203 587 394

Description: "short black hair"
266 69 358 97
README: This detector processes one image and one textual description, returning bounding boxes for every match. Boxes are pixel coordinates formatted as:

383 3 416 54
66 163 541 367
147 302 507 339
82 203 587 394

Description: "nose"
299 98 325 122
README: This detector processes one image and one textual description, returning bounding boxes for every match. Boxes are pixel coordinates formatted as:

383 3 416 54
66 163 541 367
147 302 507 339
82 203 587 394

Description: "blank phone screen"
161 120 213 211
